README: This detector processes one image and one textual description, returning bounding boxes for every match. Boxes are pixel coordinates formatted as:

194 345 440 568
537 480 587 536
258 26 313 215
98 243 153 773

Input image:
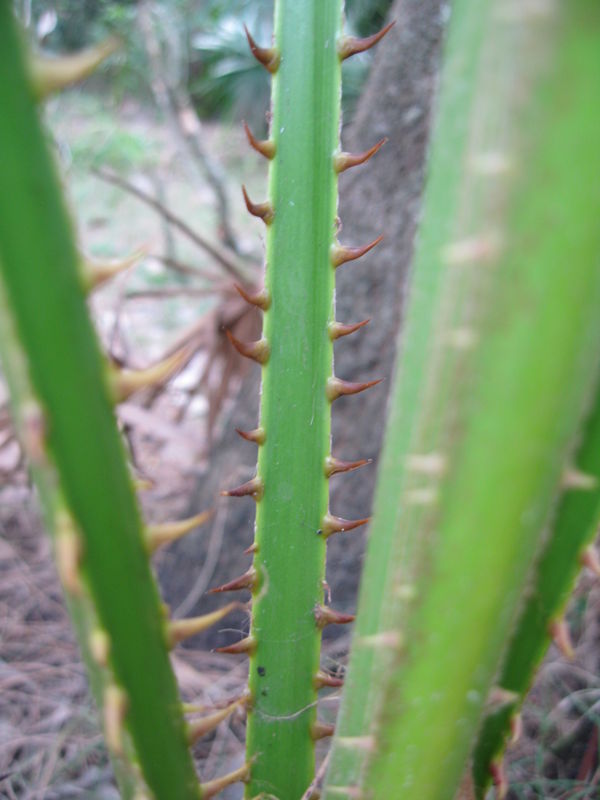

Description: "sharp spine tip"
549 617 575 659
187 696 247 744
314 605 355 629
225 330 270 365
314 669 344 689
331 235 383 268
311 721 335 741
328 319 370 340
243 120 276 159
320 512 369 539
327 376 382 402
244 542 259 555
338 21 395 60
111 345 192 402
325 456 372 478
215 636 256 656
334 138 387 173
30 37 121 100
241 186 274 224
236 426 266 445
84 245 147 291
234 282 271 310
208 566 258 595
221 476 264 501
200 762 251 799
244 25 280 73
146 508 214 554
167 603 242 647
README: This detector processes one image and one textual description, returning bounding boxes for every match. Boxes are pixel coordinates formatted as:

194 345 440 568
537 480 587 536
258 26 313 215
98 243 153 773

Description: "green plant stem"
325 2 600 799
244 2 343 797
0 10 200 799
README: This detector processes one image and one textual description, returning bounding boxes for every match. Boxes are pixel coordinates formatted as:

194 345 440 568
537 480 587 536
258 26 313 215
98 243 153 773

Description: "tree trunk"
158 0 447 647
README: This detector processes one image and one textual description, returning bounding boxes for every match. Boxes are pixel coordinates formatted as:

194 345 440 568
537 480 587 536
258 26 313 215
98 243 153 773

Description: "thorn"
336 736 376 752
236 426 266 445
581 545 600 576
510 712 523 745
489 759 508 800
486 686 519 711
319 513 369 539
242 186 274 224
561 468 598 491
314 605 355 629
215 636 256 656
334 139 387 173
29 37 121 100
549 617 575 659
325 456 372 478
331 235 383 268
21 400 47 465
200 762 251 799
311 721 335 741
244 25 280 73
338 21 395 60
243 120 276 159
208 566 258 595
244 542 259 555
55 511 83 596
187 696 248 744
221 476 264 501
111 345 192 402
314 670 344 689
326 377 382 402
234 283 271 311
167 603 242 647
328 319 370 340
225 330 270 365
103 685 128 757
83 246 147 291
407 453 447 476
146 509 214 554
89 628 111 667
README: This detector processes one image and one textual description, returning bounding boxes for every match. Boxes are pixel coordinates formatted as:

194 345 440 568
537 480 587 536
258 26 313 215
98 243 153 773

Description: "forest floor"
1 91 600 799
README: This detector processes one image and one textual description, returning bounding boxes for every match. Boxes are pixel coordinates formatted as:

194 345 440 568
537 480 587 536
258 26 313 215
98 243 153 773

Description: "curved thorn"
234 283 271 311
242 186 274 225
334 138 387 173
201 762 252 799
314 605 355 629
549 617 575 659
208 566 258 595
328 319 370 340
244 25 280 73
146 508 214 554
338 21 395 61
221 476 264 501
215 635 256 656
83 245 147 291
187 696 248 744
225 330 270 365
111 345 192 402
244 542 259 555
236 426 266 445
319 513 370 539
167 602 242 647
30 37 121 100
331 235 383 268
103 685 128 757
311 721 335 741
243 120 276 159
324 456 372 478
326 376 382 402
313 669 344 689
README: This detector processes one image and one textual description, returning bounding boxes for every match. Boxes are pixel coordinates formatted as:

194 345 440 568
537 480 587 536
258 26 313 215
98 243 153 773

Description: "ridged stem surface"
325 1 600 798
245 2 343 797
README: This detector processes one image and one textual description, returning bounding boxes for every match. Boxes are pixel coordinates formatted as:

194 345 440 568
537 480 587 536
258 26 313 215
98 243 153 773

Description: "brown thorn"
325 456 372 478
234 282 271 311
208 566 258 595
167 602 242 647
243 120 276 159
187 696 248 744
200 762 251 799
320 513 370 539
221 475 264 501
334 138 387 173
331 235 383 268
314 605 355 629
489 759 508 800
244 542 259 555
241 186 274 225
326 377 382 402
236 426 266 445
244 25 280 73
84 245 147 291
311 721 335 741
338 21 395 61
225 329 270 365
146 508 214 554
215 635 256 656
549 617 575 659
581 545 600 576
30 37 121 100
111 344 192 402
313 669 344 689
328 319 370 340
510 712 523 745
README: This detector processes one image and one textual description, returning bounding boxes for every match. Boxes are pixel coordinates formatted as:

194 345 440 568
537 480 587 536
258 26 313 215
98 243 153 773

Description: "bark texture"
159 0 448 647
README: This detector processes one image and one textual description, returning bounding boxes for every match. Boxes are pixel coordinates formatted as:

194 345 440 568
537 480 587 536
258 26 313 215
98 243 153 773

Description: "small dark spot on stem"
258 665 266 676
